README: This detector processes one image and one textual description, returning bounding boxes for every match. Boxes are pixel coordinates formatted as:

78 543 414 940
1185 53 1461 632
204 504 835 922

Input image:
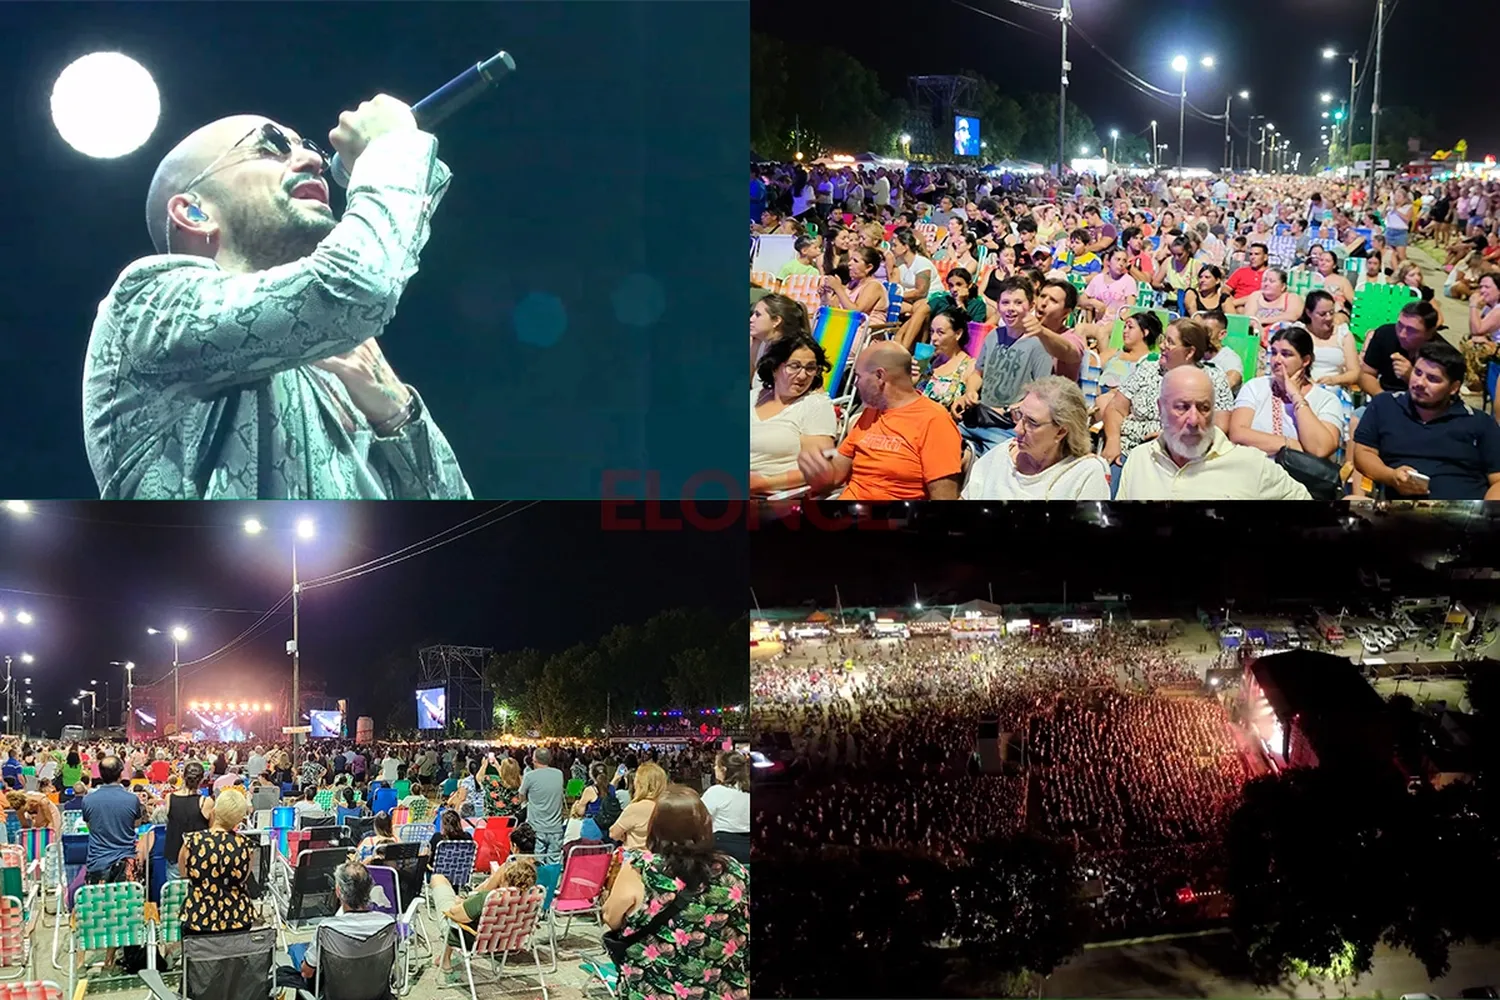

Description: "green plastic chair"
1121 305 1177 330
1286 270 1318 297
564 778 585 800
1223 330 1262 381
1350 283 1419 338
158 878 188 945
393 779 411 799
1225 313 1253 339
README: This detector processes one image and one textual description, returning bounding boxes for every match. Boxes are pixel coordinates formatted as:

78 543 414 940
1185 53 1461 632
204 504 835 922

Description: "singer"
83 94 471 499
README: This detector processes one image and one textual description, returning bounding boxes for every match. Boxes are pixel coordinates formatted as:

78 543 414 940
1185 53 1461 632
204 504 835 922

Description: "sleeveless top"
165 793 211 866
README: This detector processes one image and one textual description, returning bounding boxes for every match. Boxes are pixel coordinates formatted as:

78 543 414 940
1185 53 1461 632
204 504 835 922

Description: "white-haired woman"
962 376 1111 499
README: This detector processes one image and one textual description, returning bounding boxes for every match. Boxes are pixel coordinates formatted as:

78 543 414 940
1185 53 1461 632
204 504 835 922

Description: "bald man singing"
83 94 471 499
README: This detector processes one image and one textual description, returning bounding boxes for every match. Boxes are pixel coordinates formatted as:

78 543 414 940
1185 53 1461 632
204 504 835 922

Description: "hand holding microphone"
327 94 419 179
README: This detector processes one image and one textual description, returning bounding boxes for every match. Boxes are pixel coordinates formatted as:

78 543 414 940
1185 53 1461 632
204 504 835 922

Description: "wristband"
373 391 419 437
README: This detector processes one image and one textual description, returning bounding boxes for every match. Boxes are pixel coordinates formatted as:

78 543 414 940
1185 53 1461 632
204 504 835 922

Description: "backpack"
594 784 623 833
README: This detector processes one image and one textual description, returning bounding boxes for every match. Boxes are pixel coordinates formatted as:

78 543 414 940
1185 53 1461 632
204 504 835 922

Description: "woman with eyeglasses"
750 334 836 496
962 376 1110 499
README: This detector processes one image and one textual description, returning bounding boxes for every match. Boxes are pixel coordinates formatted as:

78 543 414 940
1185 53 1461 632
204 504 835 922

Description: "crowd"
750 161 1500 500
17 735 748 999
752 626 1253 940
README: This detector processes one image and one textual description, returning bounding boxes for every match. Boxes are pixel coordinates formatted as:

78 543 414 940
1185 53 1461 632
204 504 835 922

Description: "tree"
1016 94 1098 166
948 833 1086 978
750 32 900 158
958 71 1024 160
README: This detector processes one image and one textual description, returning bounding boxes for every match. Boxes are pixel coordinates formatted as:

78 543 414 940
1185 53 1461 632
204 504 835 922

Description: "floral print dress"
618 850 749 1000
180 829 255 934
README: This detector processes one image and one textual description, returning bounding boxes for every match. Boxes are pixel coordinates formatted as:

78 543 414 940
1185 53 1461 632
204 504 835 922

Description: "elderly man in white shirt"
1118 366 1312 499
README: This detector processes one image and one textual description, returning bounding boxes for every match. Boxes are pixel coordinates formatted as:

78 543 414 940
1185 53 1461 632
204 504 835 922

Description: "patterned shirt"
619 850 749 1000
84 131 471 499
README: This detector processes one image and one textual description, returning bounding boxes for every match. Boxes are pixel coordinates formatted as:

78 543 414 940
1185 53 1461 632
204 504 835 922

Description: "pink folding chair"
550 844 612 941
449 885 547 1000
0 982 63 1000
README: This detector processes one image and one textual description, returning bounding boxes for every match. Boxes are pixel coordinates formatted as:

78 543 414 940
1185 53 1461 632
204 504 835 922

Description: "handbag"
1270 390 1341 500
602 880 703 968
961 400 1016 430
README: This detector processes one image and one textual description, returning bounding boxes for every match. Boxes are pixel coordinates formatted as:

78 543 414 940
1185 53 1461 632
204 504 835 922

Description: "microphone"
329 49 516 188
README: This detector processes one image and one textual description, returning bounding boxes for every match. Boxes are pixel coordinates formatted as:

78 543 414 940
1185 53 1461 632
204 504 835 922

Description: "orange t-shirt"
838 395 962 499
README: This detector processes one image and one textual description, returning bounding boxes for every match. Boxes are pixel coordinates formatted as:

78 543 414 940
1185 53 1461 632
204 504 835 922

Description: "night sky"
751 504 1500 612
752 0 1491 168
0 502 745 735
0 1 747 500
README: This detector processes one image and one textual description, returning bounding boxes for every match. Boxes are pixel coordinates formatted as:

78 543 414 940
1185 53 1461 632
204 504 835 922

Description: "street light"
1323 45 1360 177
109 661 134 732
1150 120 1158 169
147 625 189 734
1171 52 1214 175
1109 128 1119 165
1320 92 1333 104
1 502 29 516
245 516 315 750
77 690 98 729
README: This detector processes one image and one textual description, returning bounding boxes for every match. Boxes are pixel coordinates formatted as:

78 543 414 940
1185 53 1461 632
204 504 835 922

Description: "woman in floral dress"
603 786 749 1000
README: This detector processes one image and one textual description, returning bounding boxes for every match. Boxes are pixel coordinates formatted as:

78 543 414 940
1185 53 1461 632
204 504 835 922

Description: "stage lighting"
213 702 223 711
239 702 249 711
50 52 160 160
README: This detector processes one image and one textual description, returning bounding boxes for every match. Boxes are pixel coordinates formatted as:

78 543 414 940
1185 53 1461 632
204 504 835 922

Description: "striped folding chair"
779 273 823 318
404 798 432 825
397 824 433 848
68 882 148 997
448 886 548 1000
313 789 335 813
0 896 27 980
155 878 187 948
750 271 779 291
0 983 64 1000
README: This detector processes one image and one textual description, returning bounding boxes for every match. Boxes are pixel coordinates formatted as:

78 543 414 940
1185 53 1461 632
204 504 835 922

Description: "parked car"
1458 987 1498 999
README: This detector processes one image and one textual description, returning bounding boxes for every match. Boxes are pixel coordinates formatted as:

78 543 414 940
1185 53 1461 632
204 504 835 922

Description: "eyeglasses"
178 123 330 197
1008 407 1055 432
782 362 822 375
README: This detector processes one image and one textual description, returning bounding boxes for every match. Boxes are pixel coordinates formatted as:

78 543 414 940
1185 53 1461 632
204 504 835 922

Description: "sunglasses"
180 123 330 196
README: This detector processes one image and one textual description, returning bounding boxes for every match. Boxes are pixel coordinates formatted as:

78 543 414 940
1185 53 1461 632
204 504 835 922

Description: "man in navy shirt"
81 756 143 883
1354 340 1500 499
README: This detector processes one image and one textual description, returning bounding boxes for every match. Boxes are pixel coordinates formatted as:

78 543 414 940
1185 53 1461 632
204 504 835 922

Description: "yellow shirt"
1116 427 1311 500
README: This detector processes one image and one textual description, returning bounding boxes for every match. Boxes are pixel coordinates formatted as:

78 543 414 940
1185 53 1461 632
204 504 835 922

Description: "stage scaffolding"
418 645 493 735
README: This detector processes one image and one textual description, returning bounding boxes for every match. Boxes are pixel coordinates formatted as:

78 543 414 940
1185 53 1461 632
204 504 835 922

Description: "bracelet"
373 392 418 437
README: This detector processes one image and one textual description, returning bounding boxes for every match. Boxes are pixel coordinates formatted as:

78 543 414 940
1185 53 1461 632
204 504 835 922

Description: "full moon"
49 52 160 159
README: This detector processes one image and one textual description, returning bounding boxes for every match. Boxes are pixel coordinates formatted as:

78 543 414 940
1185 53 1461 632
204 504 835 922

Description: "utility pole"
291 540 301 751
1057 0 1072 179
1368 0 1385 208
1223 94 1232 170
1150 120 1158 170
1346 54 1358 177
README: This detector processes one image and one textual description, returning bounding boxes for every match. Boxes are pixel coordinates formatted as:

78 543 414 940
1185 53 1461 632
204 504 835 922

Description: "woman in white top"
1229 325 1343 460
1300 290 1360 389
1311 247 1355 325
702 752 750 865
962 376 1111 500
1241 267 1304 345
750 334 836 496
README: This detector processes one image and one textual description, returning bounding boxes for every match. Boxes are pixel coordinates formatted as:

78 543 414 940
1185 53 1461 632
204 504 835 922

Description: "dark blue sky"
0 502 744 734
0 1 747 500
753 0 1488 168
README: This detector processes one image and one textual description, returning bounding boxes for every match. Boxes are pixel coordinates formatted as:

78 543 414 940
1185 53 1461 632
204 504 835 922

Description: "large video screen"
184 707 256 742
309 709 343 739
954 115 981 157
416 686 446 730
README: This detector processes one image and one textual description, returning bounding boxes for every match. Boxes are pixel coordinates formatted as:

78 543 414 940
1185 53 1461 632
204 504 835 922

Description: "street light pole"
1150 121 1158 170
1176 62 1187 175
1368 0 1384 208
292 538 300 744
1347 54 1358 177
1057 0 1072 179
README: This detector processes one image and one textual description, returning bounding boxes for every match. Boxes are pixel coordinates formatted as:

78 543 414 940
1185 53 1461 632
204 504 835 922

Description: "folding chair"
396 824 432 849
749 271 778 291
578 959 618 998
369 844 426 920
531 863 564 974
156 879 187 950
67 882 149 998
446 886 547 1000
430 841 478 898
140 927 277 1000
48 835 87 972
550 845 612 940
563 780 584 802
309 921 399 1000
0 981 65 1000
403 799 432 825
366 866 427 997
271 847 347 930
0 896 29 981
313 790 335 814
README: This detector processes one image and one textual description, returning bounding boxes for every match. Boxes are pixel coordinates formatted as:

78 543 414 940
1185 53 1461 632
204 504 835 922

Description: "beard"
220 192 336 272
1161 422 1212 462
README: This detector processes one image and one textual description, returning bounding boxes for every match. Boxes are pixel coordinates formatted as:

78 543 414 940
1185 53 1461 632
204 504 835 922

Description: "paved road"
1042 934 1500 998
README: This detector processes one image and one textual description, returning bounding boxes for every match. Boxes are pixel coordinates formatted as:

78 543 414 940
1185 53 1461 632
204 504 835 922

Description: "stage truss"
418 645 493 735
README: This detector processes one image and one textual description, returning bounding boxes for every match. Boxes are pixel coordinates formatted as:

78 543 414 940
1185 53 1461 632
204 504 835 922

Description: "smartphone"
1408 472 1430 485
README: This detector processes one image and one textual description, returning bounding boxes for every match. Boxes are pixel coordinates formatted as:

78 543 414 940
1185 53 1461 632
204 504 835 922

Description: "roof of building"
1251 650 1396 774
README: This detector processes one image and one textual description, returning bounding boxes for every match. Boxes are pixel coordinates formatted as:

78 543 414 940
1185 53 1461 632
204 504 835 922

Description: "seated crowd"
26 736 748 998
750 164 1500 500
